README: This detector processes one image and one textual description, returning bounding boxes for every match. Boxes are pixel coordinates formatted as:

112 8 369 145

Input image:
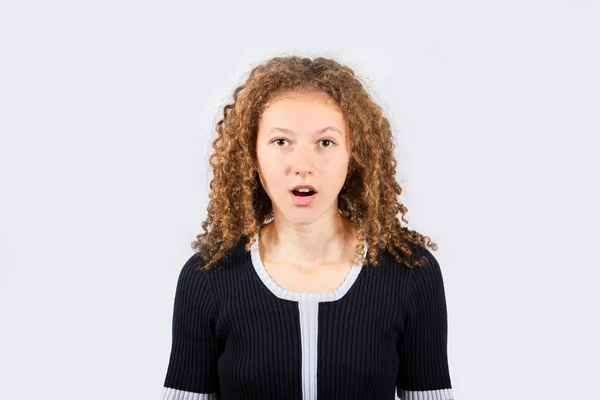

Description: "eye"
272 138 288 146
271 138 335 147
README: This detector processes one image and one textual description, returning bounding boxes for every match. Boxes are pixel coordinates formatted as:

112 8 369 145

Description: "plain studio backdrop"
1 1 598 399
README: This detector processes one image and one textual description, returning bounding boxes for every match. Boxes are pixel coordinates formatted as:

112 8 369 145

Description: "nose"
291 147 314 177
294 166 312 177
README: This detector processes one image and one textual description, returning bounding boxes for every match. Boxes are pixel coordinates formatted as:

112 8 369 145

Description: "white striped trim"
298 301 319 400
397 387 454 399
161 387 218 400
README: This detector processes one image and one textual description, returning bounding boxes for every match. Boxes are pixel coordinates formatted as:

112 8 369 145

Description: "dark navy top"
160 233 453 400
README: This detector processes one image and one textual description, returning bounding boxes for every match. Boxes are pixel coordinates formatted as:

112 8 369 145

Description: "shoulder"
183 236 248 273
177 237 251 291
377 240 440 273
375 241 444 299
402 243 448 304
175 252 214 295
405 241 441 272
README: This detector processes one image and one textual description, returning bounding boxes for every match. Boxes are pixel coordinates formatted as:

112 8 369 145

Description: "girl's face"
256 91 351 226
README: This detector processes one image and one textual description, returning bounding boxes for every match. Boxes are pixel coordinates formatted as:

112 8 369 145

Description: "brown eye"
273 139 288 146
320 139 334 148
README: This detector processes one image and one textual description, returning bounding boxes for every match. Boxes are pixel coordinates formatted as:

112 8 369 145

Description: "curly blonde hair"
191 55 437 271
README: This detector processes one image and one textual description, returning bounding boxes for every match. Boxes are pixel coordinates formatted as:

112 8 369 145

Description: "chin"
287 216 317 225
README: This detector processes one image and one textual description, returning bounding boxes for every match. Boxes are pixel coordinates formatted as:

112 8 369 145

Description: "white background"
1 1 599 399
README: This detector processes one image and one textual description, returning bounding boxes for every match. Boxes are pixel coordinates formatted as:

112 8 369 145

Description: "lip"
290 190 317 206
291 184 317 193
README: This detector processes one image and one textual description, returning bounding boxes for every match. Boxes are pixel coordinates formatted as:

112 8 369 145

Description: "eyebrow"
267 126 343 136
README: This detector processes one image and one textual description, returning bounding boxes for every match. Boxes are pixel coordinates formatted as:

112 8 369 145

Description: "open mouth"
291 189 316 197
290 189 317 206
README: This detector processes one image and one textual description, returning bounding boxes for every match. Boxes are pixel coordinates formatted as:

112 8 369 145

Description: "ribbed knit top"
160 234 453 400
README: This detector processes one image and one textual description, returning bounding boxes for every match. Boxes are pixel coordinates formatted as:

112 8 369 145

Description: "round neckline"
249 231 368 303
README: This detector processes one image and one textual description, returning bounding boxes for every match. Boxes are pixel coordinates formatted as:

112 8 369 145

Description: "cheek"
323 156 350 175
257 149 278 172
259 159 280 177
257 161 283 190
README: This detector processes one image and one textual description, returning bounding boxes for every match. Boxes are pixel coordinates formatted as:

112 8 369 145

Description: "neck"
259 214 358 271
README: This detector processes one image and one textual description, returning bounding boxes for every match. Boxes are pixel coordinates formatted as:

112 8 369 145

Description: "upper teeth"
297 188 312 192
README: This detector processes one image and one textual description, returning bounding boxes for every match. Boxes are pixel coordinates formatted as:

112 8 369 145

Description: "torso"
258 221 361 294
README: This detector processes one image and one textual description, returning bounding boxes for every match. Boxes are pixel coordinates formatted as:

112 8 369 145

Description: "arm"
161 254 219 400
396 245 454 400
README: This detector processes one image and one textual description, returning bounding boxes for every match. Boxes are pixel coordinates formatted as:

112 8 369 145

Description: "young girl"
160 55 454 400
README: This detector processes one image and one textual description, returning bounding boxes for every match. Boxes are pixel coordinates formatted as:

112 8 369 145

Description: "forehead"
259 92 346 134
